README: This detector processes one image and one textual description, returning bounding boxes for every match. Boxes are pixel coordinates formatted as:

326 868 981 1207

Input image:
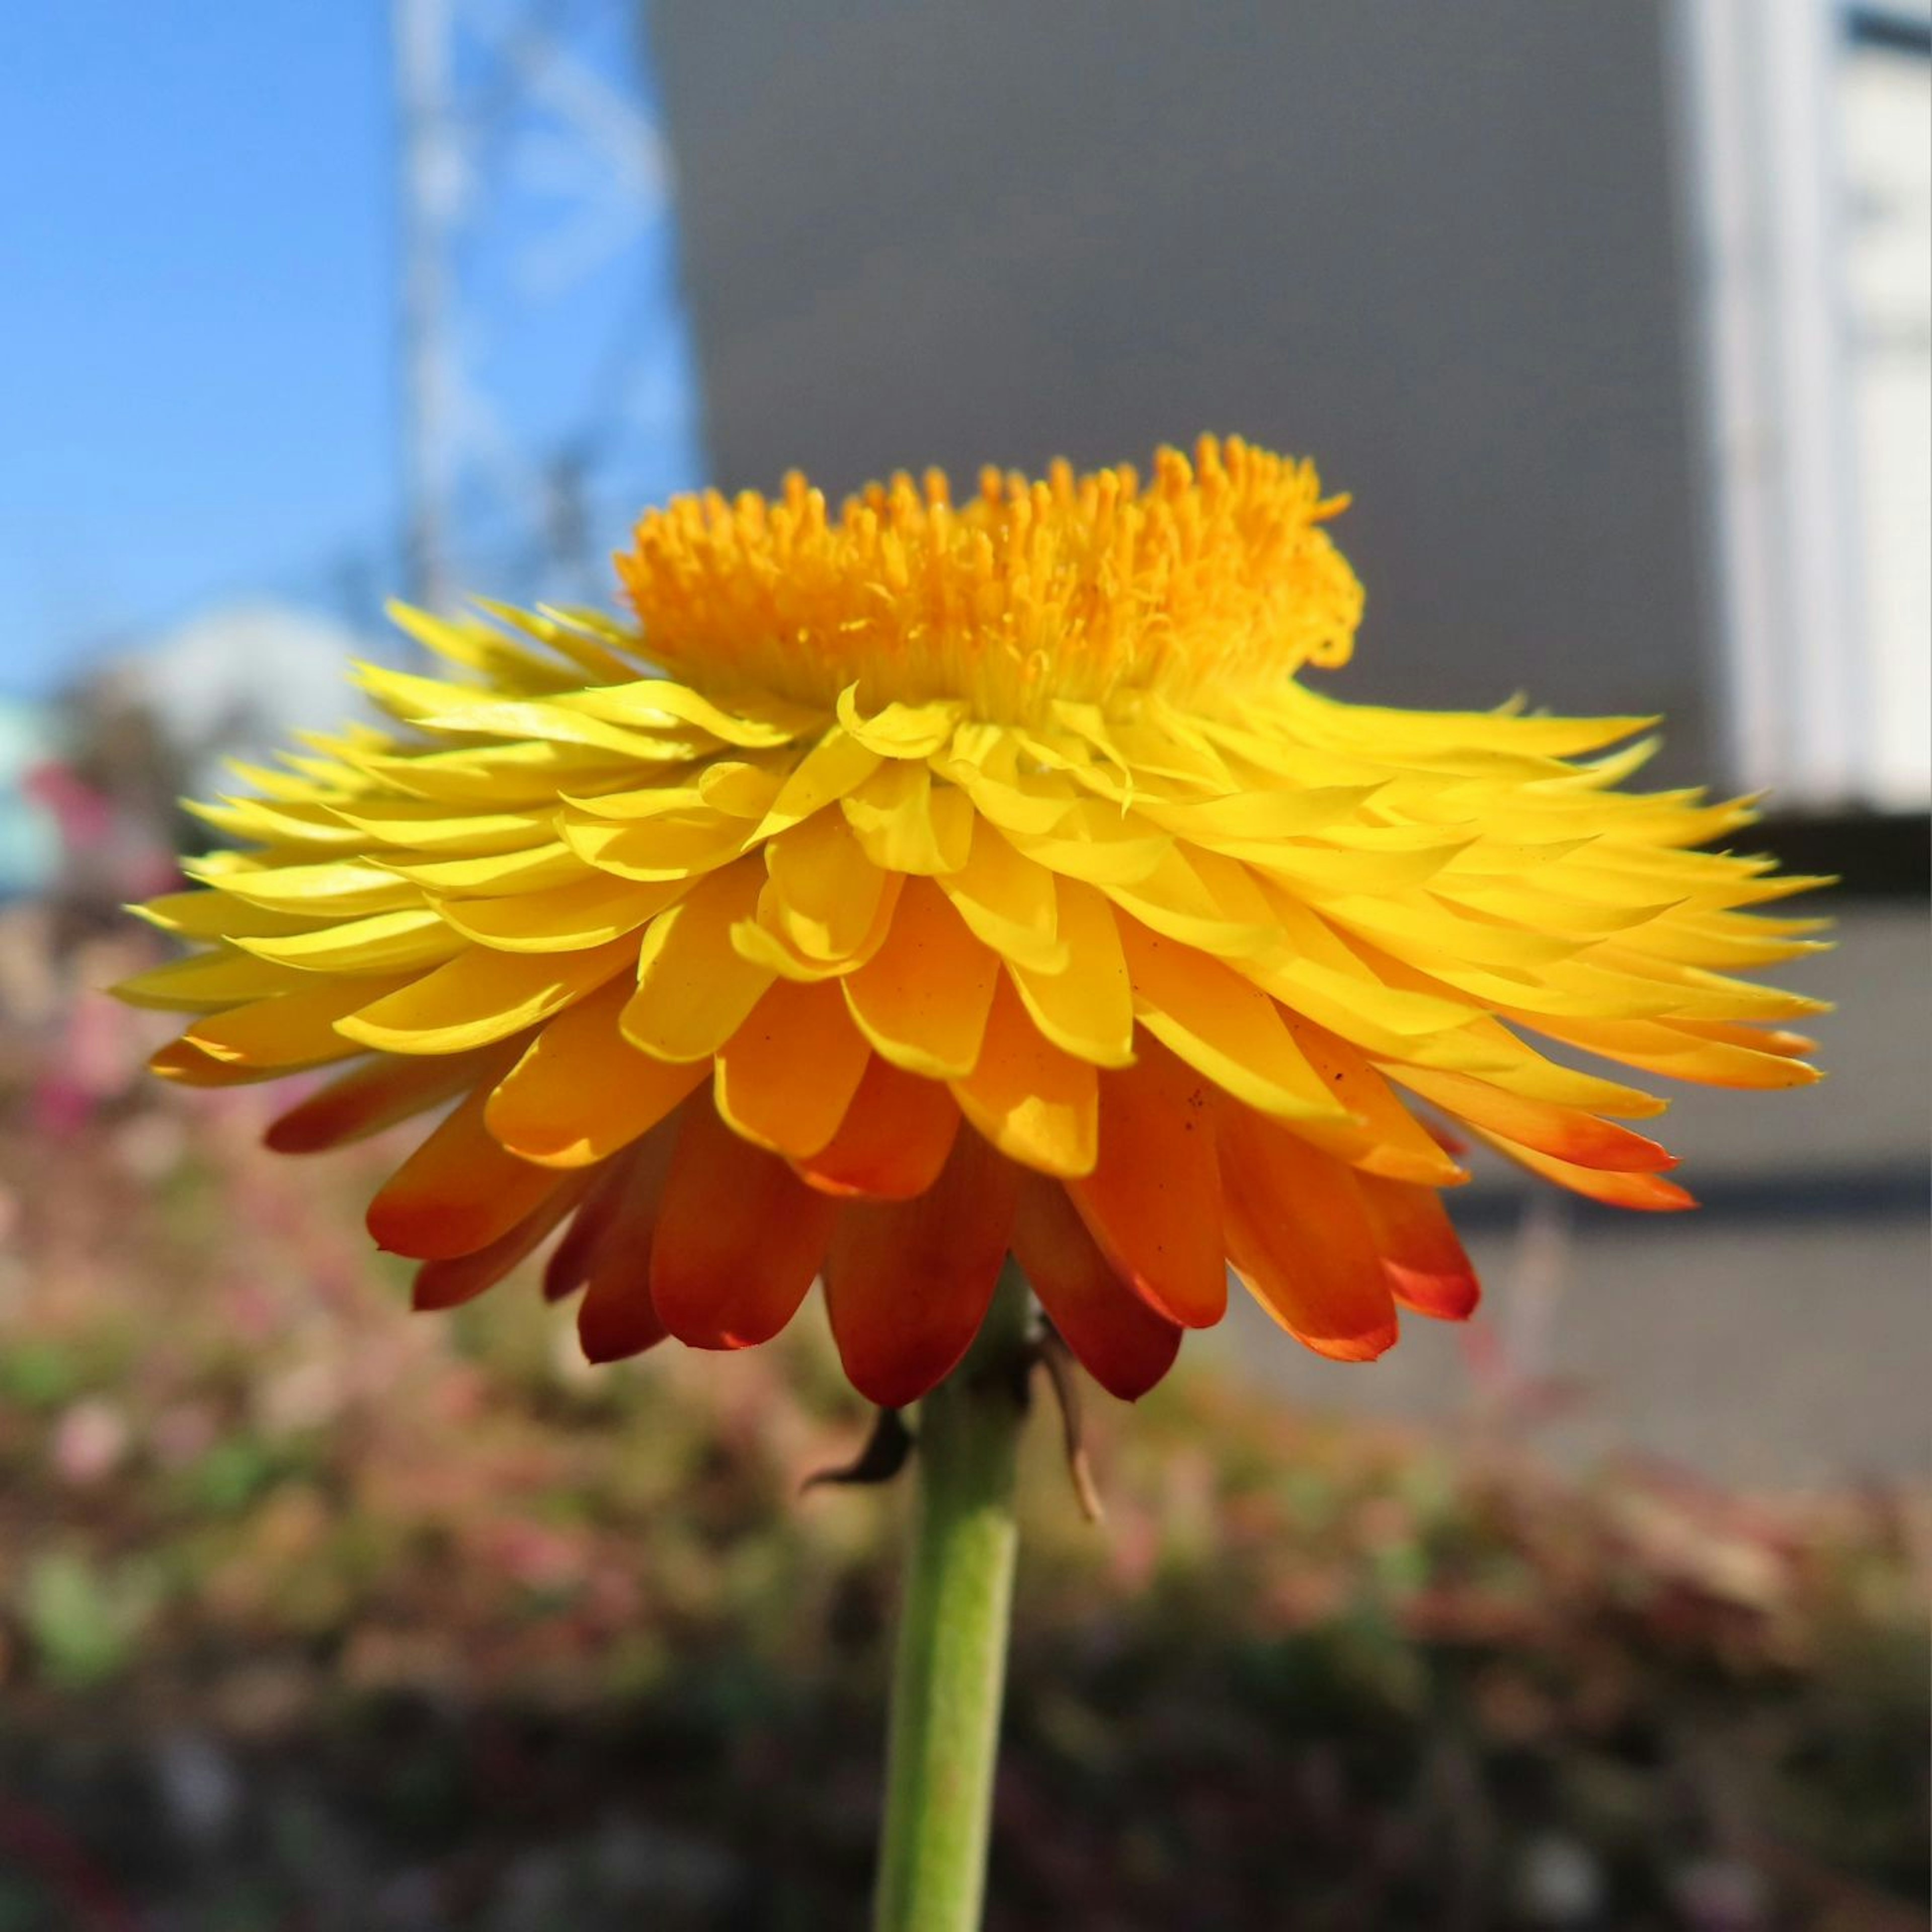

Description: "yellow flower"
118 439 1826 1406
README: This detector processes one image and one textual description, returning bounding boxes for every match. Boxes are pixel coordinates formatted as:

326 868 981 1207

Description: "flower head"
120 439 1826 1407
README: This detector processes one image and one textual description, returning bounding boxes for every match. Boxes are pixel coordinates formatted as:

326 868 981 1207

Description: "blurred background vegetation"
0 954 1922 1928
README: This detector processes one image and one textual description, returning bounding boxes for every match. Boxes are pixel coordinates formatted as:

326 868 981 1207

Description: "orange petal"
949 976 1099 1178
1471 1125 1698 1211
486 977 706 1167
822 1129 1020 1407
713 979 872 1157
367 1089 564 1260
578 1127 682 1361
842 875 998 1078
649 1103 838 1348
1279 1015 1468 1185
1066 1039 1226 1328
1216 1101 1399 1360
790 1057 961 1200
412 1174 595 1312
266 1046 513 1153
1353 1173 1481 1320
1392 1064 1675 1174
1011 1174 1181 1400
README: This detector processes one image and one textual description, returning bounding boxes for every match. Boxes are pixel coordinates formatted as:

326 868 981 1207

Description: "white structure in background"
1840 15 1932 805
0 699 58 900
120 603 374 801
393 0 698 614
1679 0 1931 807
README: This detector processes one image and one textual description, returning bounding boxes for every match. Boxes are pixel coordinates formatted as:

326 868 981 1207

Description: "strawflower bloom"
119 436 1826 1930
118 437 1826 1409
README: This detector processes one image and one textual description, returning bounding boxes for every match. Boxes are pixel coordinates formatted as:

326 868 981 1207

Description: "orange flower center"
615 436 1364 722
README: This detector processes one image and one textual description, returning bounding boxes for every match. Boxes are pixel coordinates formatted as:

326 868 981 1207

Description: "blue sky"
0 2 700 698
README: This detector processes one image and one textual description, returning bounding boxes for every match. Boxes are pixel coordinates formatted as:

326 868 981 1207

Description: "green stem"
872 1263 1033 1932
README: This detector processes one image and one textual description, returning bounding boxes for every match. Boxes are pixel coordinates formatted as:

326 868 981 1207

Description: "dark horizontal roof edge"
1847 5 1932 55
1752 810 1929 898
1454 1161 1930 1231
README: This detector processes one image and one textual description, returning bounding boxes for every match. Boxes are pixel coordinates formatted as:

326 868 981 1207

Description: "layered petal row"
121 443 1825 1405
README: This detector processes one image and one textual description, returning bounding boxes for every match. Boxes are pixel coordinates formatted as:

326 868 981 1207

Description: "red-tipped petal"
1216 1100 1400 1361
412 1173 594 1312
1353 1173 1481 1321
267 1046 510 1154
577 1126 681 1360
649 1103 837 1349
822 1129 1019 1408
367 1089 563 1260
1474 1126 1698 1211
1393 1065 1674 1174
1067 1039 1226 1329
543 1151 645 1304
1012 1174 1181 1400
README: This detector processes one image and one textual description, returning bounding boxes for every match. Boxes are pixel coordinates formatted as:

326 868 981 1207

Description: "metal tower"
391 0 702 615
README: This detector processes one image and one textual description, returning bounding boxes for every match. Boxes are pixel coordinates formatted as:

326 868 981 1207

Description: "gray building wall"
651 1 1714 772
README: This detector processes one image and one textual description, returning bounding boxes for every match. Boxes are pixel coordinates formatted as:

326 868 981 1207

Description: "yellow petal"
621 859 773 1062
1142 783 1379 845
186 796 360 850
336 939 635 1054
1117 919 1358 1131
765 809 892 960
560 676 817 747
236 909 464 975
130 892 326 942
1278 1014 1467 1186
949 979 1098 1177
1106 846 1282 958
560 758 785 822
938 819 1066 973
438 873 687 952
1515 1014 1822 1090
1015 806 1171 884
840 763 973 875
560 811 750 882
1006 879 1136 1068
728 872 905 983
379 841 593 896
331 800 554 855
113 950 313 1012
193 859 423 919
835 684 964 757
183 976 412 1070
747 728 881 840
385 602 581 691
